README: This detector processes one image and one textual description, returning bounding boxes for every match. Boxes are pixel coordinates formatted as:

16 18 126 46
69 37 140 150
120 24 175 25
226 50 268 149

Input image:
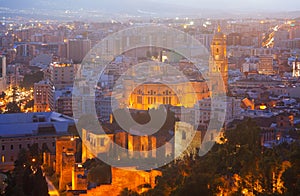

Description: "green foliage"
84 158 112 186
120 188 140 196
24 99 34 109
5 102 21 113
0 91 5 99
87 164 111 185
144 119 300 195
5 147 49 195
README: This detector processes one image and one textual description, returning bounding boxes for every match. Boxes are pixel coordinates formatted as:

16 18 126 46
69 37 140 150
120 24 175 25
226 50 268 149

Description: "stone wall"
80 167 162 196
59 151 75 190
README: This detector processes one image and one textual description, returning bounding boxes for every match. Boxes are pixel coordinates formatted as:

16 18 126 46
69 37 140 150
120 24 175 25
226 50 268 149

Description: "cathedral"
120 25 228 110
209 25 228 95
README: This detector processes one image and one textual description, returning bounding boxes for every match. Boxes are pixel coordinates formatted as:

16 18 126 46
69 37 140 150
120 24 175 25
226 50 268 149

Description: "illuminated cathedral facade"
122 64 210 111
120 26 228 110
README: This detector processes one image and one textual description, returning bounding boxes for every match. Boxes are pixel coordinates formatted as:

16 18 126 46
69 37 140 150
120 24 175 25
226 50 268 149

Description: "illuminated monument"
122 63 210 111
119 25 228 110
209 25 228 94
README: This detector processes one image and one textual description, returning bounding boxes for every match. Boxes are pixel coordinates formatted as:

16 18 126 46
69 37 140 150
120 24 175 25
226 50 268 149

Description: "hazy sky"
0 0 299 12
151 0 300 11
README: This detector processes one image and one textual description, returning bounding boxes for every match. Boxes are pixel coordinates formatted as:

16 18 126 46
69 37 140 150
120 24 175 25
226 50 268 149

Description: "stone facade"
72 163 87 190
55 136 77 175
80 167 162 196
81 129 157 163
175 121 201 160
59 151 76 190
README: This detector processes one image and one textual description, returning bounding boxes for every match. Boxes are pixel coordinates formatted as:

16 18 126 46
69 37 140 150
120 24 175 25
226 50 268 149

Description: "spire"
217 24 221 33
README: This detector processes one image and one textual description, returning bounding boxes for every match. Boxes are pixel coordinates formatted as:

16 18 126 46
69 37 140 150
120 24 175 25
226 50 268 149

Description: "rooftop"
0 112 74 137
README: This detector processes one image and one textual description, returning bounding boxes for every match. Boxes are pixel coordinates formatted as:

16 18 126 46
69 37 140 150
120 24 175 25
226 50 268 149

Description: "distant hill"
0 0 299 19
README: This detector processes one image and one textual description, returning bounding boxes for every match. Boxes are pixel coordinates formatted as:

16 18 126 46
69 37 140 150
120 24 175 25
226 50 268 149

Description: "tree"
5 147 49 195
0 91 5 99
84 158 112 187
5 102 21 113
120 188 139 196
144 118 299 195
24 99 34 109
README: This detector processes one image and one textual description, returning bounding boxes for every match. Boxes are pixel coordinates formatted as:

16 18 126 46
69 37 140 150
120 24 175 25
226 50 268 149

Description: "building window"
1 155 4 163
137 96 142 104
27 144 30 148
10 145 13 150
163 97 171 104
182 131 186 140
148 97 156 105
100 138 105 146
10 156 14 162
19 144 22 149
2 145 4 151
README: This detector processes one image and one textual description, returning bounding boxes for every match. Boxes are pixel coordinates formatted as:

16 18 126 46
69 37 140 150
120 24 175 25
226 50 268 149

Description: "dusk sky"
155 0 300 11
0 0 299 12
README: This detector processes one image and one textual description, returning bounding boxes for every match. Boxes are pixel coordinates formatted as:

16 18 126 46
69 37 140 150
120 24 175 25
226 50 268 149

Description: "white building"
174 121 201 160
0 56 7 92
194 96 242 127
292 60 300 77
34 80 50 112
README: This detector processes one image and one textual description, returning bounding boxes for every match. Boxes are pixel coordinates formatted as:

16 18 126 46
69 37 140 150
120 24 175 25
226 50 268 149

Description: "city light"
0 2 299 196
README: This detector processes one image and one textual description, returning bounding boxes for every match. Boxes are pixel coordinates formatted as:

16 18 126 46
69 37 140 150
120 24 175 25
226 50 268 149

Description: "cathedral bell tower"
209 25 228 95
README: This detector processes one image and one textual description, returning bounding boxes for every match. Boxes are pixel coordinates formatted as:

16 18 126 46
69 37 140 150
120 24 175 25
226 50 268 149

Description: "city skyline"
1 0 300 11
0 0 300 19
0 1 300 195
